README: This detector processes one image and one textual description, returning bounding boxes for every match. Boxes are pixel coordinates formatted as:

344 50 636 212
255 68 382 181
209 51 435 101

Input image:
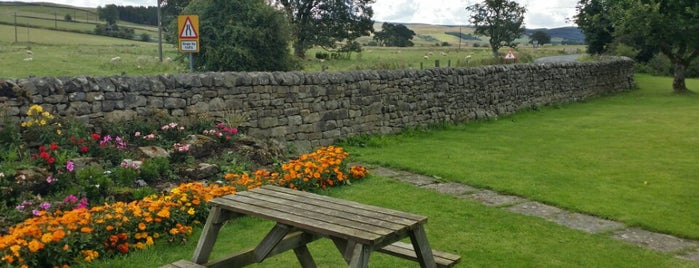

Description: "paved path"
534 54 583 63
362 164 699 263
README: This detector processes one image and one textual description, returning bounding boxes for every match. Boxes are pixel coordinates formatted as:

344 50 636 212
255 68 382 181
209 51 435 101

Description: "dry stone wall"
1 58 635 151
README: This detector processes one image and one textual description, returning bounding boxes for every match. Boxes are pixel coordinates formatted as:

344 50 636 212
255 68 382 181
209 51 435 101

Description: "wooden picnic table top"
209 185 428 247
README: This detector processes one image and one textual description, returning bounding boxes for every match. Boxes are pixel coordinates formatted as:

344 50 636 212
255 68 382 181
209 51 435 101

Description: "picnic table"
162 185 460 268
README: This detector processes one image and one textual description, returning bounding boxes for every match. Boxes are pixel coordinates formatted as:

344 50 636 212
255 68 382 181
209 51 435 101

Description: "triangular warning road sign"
504 50 517 60
179 17 198 39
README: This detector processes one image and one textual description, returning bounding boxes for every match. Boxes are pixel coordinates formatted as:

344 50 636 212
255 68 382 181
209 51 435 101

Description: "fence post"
435 60 440 68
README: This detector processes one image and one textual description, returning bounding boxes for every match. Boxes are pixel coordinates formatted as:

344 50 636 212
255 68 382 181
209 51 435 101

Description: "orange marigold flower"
80 227 93 233
138 222 147 231
105 225 115 231
41 233 53 244
27 239 44 252
52 229 66 242
2 254 14 264
157 208 170 218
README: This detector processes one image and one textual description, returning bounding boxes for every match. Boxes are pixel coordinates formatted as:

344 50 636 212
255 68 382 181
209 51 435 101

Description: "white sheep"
23 57 33 61
423 55 429 59
26 50 33 55
440 52 448 56
110 56 121 63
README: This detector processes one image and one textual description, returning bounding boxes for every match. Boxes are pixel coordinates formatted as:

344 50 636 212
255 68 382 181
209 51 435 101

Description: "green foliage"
140 157 172 183
276 0 374 58
140 33 151 42
64 14 72 22
97 4 119 25
94 23 135 40
76 166 113 202
529 30 551 46
444 31 481 41
373 23 416 47
574 0 614 54
467 0 526 57
175 0 298 71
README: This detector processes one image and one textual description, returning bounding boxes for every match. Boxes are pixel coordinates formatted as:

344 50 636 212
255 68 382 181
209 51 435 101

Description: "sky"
13 0 578 29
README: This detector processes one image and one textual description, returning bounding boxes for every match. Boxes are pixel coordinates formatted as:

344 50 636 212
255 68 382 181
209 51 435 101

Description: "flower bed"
0 146 368 267
0 105 368 267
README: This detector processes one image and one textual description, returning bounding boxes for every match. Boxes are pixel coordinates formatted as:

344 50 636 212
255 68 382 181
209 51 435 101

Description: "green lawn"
84 177 693 268
343 74 699 240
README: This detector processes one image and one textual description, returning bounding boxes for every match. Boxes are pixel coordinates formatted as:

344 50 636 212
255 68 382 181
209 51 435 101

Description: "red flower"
47 157 56 165
78 138 85 144
39 151 50 160
80 145 89 153
49 142 59 151
117 243 129 254
70 136 76 143
38 145 46 152
91 133 101 141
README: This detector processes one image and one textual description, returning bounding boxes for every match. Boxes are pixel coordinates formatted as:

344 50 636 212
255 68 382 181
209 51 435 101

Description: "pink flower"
32 209 40 216
66 161 75 172
76 198 88 209
46 176 57 184
64 195 78 203
134 131 141 137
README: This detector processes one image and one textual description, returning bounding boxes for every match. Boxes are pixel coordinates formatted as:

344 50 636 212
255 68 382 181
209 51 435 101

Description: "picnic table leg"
192 206 235 264
347 242 371 268
293 245 317 268
409 225 437 268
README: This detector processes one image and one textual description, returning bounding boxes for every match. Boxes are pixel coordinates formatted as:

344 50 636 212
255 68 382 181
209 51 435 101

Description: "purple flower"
46 175 56 184
39 201 51 210
32 209 40 216
66 160 75 172
15 204 25 211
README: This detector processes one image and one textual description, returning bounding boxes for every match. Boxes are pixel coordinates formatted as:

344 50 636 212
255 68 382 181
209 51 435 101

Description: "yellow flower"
56 129 62 135
39 119 47 126
20 122 27 128
41 233 53 243
187 208 195 215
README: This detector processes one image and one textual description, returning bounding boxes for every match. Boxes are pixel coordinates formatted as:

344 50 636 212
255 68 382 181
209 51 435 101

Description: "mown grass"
342 74 699 240
84 177 694 268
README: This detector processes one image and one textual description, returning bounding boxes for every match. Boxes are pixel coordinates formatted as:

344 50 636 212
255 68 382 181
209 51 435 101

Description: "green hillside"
0 2 158 40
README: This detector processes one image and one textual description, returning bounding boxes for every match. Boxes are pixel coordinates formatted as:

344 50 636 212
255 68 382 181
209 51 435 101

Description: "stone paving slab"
611 228 698 253
423 182 478 195
678 249 699 262
507 202 566 218
550 212 626 234
369 166 408 178
463 190 527 207
392 173 438 186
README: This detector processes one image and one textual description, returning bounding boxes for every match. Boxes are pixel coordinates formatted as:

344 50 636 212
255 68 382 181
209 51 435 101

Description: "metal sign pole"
189 53 193 72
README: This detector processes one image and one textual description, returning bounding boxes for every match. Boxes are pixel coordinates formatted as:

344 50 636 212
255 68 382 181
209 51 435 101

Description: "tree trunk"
673 62 689 93
491 46 499 58
294 42 306 59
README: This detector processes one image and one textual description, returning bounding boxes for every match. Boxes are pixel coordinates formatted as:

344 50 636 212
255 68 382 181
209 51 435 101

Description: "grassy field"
342 74 699 241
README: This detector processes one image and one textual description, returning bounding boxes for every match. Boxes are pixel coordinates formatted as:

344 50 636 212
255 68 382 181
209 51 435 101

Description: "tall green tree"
175 0 298 72
529 30 551 47
272 0 375 59
466 0 526 57
573 0 614 54
575 0 699 93
97 4 119 25
373 23 416 47
161 0 191 31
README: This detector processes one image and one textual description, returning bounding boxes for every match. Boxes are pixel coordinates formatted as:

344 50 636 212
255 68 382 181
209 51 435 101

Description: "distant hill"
525 27 585 45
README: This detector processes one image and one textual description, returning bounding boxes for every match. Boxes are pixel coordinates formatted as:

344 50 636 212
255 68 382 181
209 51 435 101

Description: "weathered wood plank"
409 226 437 268
260 185 426 222
377 242 461 268
222 194 396 238
211 196 381 245
207 231 320 268
248 187 421 226
191 207 236 264
236 188 410 231
160 259 207 268
254 223 293 262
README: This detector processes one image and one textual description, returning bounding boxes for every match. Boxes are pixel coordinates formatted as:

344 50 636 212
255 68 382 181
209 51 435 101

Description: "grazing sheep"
110 56 121 63
423 55 429 59
440 52 448 56
26 50 32 55
23 57 33 61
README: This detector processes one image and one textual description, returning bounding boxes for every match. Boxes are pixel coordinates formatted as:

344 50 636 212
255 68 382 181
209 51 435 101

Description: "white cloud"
17 0 578 28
